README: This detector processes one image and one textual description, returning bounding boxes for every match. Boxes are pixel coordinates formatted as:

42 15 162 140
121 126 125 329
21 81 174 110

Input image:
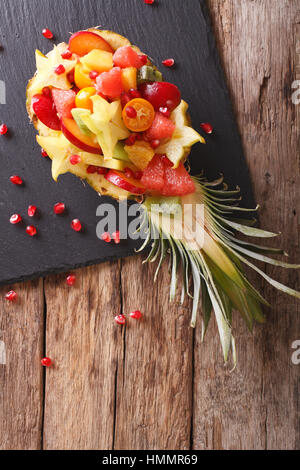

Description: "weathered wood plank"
42 263 122 450
0 280 44 450
193 0 300 450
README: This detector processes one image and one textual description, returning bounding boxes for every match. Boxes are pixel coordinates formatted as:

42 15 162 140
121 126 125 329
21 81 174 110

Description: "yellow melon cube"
122 67 137 92
81 49 113 74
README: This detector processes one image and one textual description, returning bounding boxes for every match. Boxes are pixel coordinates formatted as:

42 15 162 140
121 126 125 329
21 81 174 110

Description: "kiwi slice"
137 66 163 85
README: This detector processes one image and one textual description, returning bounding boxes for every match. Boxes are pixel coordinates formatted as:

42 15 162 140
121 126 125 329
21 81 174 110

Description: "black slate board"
0 0 255 285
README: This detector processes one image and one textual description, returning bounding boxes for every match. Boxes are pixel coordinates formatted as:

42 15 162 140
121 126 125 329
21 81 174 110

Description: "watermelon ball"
144 112 176 142
52 88 76 119
113 46 146 69
141 154 165 191
96 67 124 99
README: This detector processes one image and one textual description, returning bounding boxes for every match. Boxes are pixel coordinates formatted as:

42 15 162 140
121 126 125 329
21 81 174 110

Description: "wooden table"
0 0 299 450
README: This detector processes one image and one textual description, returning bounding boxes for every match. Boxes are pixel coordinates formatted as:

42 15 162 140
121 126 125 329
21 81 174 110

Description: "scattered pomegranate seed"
26 225 37 237
42 28 53 39
41 357 52 367
140 54 148 65
134 171 143 180
112 231 121 244
10 214 22 225
126 106 137 119
53 202 65 215
66 274 76 286
97 167 108 175
162 58 175 68
61 49 72 59
42 86 52 97
86 165 98 174
5 290 17 302
129 88 141 99
54 64 65 75
159 107 171 118
0 124 8 135
10 175 23 185
200 122 213 134
41 149 48 158
67 70 75 83
70 154 81 165
115 314 126 325
150 139 160 149
124 167 134 179
144 0 155 5
125 134 137 146
89 70 99 80
71 219 82 232
130 310 143 320
28 205 37 217
101 232 111 243
120 92 131 108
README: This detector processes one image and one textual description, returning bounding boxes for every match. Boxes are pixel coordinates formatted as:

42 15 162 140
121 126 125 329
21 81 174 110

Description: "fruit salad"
27 29 205 201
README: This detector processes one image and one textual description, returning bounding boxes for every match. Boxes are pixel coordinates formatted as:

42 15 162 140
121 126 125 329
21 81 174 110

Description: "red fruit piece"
96 67 124 99
71 219 82 232
89 70 99 80
115 314 126 325
54 64 66 75
70 154 81 165
41 149 48 158
42 28 53 39
10 214 22 224
141 154 165 191
69 31 114 57
0 123 8 135
150 139 160 149
5 290 17 302
52 88 76 119
61 49 72 59
86 165 98 174
113 46 145 69
126 106 137 118
41 357 52 367
125 133 137 146
66 274 76 286
101 232 111 243
112 231 121 244
161 160 195 197
129 88 141 99
159 107 171 118
144 0 155 4
144 112 175 141
53 202 65 214
121 91 131 108
32 94 61 131
200 122 213 134
28 205 37 217
140 82 181 112
42 87 52 97
130 310 142 320
162 58 175 68
26 225 37 237
10 175 23 185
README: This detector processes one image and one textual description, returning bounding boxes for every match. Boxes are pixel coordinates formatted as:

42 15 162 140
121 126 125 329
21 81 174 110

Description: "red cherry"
112 231 121 244
42 28 53 39
70 154 81 165
53 202 65 215
89 70 99 80
126 106 137 118
120 92 131 108
41 357 52 367
0 124 8 135
162 58 175 68
71 219 82 232
10 175 23 185
54 64 65 75
200 122 213 134
10 214 22 225
28 205 37 217
26 225 37 237
125 134 137 146
5 290 18 302
86 165 98 174
101 232 111 243
150 139 160 149
115 314 126 325
41 149 48 158
159 106 171 118
139 82 181 112
129 88 141 99
130 310 142 320
61 49 72 59
124 167 134 179
66 274 76 286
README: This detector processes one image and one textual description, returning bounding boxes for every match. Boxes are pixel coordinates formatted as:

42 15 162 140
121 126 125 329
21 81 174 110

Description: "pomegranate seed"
130 310 142 320
112 231 121 244
135 133 143 141
41 149 48 158
159 107 171 118
101 232 111 243
86 165 98 174
10 175 23 185
125 134 137 146
53 202 65 215
70 154 81 165
28 205 37 217
61 49 72 59
140 54 148 66
144 0 155 5
97 167 108 175
89 70 99 80
115 314 126 325
71 219 82 232
124 167 134 179
67 70 75 83
26 225 37 237
54 64 65 75
134 171 143 180
121 92 131 108
0 124 8 135
5 290 17 302
42 86 52 97
129 88 141 99
66 274 76 286
150 139 160 149
42 28 53 39
41 357 52 367
126 106 137 119
162 58 175 68
10 214 22 225
200 122 213 134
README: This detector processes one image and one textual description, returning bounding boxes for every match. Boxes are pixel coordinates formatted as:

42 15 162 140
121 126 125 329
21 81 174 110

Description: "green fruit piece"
71 108 92 135
113 142 130 162
137 66 163 85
